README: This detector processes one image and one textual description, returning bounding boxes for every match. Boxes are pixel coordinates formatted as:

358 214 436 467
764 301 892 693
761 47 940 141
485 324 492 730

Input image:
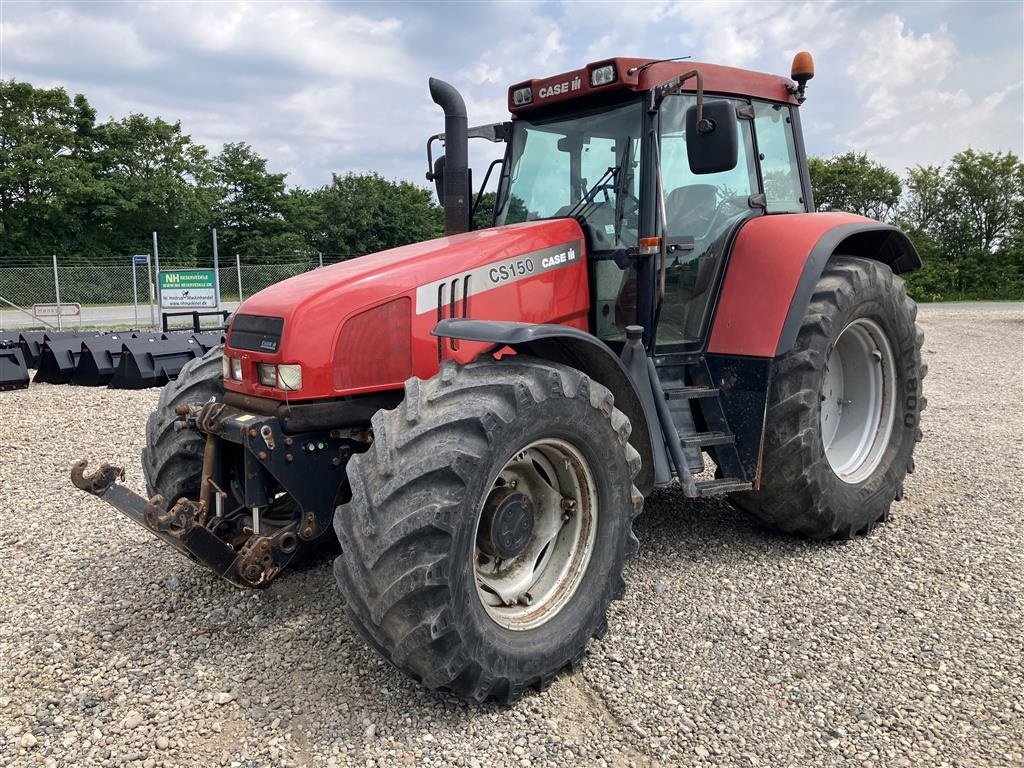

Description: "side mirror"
432 155 446 203
685 100 738 175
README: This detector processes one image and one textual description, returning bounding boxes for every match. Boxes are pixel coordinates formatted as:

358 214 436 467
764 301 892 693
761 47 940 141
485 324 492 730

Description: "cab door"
654 94 761 350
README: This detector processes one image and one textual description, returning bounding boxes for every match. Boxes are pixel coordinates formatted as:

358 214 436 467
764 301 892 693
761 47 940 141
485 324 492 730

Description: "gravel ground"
2 303 1022 768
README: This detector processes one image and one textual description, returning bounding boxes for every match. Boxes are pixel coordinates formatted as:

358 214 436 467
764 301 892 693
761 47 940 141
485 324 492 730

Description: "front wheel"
730 256 926 539
333 357 643 703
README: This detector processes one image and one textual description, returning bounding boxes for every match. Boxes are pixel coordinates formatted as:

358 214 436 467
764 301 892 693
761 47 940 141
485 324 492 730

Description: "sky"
2 0 1022 191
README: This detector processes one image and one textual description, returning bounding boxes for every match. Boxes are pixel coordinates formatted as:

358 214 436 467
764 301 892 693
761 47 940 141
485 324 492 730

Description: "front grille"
228 315 284 353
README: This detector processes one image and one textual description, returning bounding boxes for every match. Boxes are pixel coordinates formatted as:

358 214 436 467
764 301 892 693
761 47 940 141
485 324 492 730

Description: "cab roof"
508 57 799 114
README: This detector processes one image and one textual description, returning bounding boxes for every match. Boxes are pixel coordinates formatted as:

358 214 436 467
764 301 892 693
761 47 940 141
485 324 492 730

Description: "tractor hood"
224 217 590 400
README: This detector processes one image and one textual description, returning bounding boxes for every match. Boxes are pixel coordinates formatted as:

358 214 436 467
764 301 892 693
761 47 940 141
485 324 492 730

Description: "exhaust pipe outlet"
429 77 470 236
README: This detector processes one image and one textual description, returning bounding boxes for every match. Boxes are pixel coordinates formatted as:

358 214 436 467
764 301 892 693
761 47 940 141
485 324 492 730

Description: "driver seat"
664 184 717 237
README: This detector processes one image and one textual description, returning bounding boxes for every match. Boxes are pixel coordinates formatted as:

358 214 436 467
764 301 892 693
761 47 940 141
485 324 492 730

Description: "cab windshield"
495 100 642 252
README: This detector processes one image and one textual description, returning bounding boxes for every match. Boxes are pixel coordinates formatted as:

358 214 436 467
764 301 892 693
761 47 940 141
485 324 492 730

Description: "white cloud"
1 0 1020 189
838 15 1022 171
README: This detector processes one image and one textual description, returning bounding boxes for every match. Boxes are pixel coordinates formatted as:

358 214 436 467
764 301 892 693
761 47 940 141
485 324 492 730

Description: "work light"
512 86 533 106
590 64 616 86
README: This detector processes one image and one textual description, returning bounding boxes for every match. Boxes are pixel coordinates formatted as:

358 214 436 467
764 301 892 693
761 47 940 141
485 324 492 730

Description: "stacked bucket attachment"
18 331 52 368
2 330 226 391
1 345 30 391
109 335 206 389
72 333 163 386
33 334 92 384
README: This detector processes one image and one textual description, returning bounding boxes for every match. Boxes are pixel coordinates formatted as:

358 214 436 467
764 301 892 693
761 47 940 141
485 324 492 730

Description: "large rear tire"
333 358 643 703
730 256 926 539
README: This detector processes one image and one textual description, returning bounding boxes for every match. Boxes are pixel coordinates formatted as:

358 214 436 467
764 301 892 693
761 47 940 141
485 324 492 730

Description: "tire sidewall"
445 389 633 679
809 270 921 527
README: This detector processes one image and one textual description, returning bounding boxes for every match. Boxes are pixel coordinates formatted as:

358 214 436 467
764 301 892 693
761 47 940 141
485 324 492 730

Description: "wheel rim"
820 317 897 484
473 438 598 631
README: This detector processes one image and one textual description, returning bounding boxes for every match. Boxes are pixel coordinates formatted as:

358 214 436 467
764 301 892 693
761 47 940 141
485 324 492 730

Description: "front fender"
708 212 921 358
432 319 666 493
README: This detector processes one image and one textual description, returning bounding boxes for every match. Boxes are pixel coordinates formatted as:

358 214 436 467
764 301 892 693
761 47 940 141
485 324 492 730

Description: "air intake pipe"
429 77 470 236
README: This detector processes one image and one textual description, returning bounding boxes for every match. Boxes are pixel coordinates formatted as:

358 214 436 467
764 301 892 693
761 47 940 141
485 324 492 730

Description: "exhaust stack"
429 78 470 236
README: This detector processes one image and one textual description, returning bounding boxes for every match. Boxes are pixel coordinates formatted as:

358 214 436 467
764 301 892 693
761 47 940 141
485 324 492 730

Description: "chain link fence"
0 256 351 330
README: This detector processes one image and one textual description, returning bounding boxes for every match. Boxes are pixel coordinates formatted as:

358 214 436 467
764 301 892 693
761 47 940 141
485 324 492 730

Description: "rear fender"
708 212 921 357
433 319 665 494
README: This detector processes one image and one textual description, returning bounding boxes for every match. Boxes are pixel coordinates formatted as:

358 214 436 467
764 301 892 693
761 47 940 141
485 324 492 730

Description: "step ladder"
656 355 752 498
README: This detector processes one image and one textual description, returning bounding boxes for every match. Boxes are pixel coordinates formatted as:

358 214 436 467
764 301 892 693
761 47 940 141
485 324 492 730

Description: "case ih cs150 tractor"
73 52 926 703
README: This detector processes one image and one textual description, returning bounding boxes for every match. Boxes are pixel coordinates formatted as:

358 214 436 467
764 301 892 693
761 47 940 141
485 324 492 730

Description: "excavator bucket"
189 331 226 353
17 331 47 368
72 333 163 386
34 337 91 384
0 347 30 391
109 336 202 389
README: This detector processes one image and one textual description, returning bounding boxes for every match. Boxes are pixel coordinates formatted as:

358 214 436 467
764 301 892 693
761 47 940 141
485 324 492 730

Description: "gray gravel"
2 304 1022 767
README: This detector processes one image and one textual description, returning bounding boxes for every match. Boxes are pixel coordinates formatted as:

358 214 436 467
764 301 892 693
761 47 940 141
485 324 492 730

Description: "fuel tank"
223 219 590 400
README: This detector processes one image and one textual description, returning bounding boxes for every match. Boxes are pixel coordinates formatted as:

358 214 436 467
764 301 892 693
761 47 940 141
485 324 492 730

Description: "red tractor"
73 52 925 703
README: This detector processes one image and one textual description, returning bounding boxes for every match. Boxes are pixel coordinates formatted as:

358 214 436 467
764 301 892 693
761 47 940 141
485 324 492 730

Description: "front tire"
730 256 926 539
142 345 337 565
333 358 643 703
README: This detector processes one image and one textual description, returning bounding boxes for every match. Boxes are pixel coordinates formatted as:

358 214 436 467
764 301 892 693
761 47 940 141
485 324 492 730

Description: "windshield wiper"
566 165 618 219
565 136 635 234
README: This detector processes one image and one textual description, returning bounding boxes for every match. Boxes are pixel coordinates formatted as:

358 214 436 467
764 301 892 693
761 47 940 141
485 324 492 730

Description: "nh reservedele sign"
159 269 217 309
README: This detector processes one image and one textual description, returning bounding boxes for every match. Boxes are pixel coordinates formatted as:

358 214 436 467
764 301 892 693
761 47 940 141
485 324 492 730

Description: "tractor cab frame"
429 57 816 358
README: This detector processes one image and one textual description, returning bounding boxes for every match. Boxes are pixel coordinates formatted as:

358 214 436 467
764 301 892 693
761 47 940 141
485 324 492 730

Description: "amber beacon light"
789 51 814 102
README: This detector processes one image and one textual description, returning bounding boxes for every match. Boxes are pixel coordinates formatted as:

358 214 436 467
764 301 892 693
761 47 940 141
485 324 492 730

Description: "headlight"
258 363 277 387
590 64 616 87
512 86 532 106
257 363 302 391
230 357 243 381
277 364 302 391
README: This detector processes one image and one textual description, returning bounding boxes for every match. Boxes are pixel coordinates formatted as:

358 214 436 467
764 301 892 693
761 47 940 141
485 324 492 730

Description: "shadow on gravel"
633 485 849 562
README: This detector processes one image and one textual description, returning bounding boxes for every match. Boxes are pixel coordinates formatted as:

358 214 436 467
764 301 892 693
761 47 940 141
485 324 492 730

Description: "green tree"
900 151 1023 300
943 149 1023 253
311 172 442 258
90 114 217 264
0 80 99 264
212 142 309 262
808 152 902 221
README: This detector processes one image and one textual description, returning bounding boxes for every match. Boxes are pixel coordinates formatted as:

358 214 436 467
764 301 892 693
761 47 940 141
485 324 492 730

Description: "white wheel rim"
473 438 597 631
820 317 897 484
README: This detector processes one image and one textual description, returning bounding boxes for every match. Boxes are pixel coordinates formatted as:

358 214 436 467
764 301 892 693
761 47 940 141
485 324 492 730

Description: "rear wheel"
333 357 643 703
730 256 926 538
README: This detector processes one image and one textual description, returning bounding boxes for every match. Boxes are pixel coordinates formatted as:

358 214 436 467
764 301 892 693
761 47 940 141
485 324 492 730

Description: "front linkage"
72 401 362 588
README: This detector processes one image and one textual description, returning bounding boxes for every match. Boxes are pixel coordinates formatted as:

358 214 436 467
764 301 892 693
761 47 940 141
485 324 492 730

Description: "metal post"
212 228 222 309
235 254 244 302
153 231 162 328
318 251 323 269
146 254 156 329
52 254 62 331
132 260 139 327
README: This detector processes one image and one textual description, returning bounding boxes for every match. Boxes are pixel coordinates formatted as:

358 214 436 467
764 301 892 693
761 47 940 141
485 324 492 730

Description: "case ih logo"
415 241 581 314
538 76 582 99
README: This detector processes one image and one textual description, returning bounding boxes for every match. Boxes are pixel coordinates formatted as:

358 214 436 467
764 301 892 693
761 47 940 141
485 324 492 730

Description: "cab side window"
655 95 759 346
753 101 804 213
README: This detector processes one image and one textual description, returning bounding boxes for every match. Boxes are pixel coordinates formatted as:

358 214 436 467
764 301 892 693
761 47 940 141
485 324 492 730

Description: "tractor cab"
429 56 815 352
